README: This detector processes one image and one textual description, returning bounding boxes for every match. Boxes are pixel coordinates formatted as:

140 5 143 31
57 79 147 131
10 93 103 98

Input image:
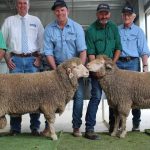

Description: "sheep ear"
67 68 74 78
105 63 112 69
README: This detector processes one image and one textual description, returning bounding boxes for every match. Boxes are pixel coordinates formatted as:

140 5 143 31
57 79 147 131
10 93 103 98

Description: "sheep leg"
118 105 131 138
44 114 58 140
0 116 7 129
119 115 127 138
111 111 120 137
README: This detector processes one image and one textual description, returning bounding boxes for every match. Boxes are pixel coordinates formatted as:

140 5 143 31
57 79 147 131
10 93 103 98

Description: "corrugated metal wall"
0 0 148 73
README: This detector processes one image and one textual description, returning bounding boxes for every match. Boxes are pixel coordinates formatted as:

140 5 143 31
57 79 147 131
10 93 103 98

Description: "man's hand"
34 56 41 67
6 58 16 70
143 65 148 72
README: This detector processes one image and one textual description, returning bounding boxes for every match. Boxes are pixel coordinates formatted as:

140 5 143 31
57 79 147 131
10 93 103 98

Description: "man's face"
16 0 29 16
122 12 135 26
54 6 69 23
96 11 111 25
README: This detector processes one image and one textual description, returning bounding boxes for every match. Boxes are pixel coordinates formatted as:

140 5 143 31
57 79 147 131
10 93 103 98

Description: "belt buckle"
126 56 131 61
23 53 31 57
23 53 27 56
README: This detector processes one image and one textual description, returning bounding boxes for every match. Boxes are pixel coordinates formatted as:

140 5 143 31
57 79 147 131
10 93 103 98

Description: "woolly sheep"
0 58 89 140
87 55 150 138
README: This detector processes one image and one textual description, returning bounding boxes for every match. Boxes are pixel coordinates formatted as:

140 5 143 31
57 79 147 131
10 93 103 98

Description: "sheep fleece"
0 58 82 127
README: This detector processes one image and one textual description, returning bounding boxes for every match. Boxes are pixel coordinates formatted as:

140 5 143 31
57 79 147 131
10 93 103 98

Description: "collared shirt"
44 18 87 64
0 31 7 50
86 20 122 58
1 14 44 54
118 23 150 57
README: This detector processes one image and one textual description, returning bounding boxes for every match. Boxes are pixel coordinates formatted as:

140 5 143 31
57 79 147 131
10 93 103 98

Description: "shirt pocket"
107 39 115 51
94 38 105 53
28 26 38 40
127 34 137 41
66 32 76 41
52 35 62 49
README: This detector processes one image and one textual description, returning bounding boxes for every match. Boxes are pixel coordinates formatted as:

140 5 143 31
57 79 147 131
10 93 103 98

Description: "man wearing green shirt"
85 3 122 140
0 31 7 60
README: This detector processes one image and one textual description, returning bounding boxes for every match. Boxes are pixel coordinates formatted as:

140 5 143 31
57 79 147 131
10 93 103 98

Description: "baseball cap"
122 5 135 14
51 0 68 11
97 3 110 12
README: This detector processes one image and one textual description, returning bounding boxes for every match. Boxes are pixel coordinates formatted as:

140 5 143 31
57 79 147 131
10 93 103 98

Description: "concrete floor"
1 99 150 134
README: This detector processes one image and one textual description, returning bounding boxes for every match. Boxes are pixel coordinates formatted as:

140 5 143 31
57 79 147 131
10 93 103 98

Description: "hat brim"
97 9 110 12
122 10 133 14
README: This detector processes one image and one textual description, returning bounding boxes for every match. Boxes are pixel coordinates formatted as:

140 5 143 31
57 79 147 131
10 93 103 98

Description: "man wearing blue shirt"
42 0 87 137
109 4 150 133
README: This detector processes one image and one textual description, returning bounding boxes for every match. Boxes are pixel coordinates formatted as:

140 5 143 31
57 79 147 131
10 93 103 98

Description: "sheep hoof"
51 134 58 140
119 131 126 138
111 132 117 137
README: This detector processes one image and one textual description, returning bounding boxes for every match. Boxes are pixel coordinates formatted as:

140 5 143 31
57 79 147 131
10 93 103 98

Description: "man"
115 4 150 132
0 31 7 60
85 3 122 140
1 0 44 136
42 0 87 137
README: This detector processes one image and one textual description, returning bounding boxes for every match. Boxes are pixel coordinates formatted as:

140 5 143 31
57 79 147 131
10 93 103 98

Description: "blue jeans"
45 78 85 129
72 78 84 129
109 58 141 128
10 56 40 132
85 78 102 132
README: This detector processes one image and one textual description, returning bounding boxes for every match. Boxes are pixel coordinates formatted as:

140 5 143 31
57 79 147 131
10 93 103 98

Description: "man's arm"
113 50 121 63
46 55 57 70
79 50 87 65
4 52 16 69
142 54 149 72
0 49 5 61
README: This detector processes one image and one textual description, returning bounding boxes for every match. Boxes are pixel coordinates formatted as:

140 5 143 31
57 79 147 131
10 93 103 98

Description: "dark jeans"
10 56 40 132
85 78 102 132
109 58 141 129
72 78 85 129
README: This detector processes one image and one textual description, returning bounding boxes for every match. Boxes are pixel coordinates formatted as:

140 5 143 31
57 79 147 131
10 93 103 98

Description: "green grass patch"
0 131 150 150
0 131 62 150
57 132 150 150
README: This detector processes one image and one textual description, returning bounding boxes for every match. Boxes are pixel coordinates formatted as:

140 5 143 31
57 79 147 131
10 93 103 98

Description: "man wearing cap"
112 4 150 132
0 31 7 60
85 3 122 140
43 0 87 137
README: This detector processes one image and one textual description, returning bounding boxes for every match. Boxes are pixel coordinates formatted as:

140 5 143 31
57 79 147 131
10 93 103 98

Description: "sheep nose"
86 70 89 75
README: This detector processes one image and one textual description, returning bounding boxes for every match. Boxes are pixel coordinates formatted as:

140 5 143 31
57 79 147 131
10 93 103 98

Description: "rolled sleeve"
85 29 96 55
0 31 7 50
138 29 150 56
75 25 87 52
43 27 54 56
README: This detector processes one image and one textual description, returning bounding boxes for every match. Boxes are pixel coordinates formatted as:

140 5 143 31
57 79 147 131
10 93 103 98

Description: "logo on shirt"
30 24 36 27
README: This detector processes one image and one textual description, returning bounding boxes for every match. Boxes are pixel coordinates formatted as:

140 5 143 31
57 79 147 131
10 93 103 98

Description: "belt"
11 51 40 57
119 57 138 62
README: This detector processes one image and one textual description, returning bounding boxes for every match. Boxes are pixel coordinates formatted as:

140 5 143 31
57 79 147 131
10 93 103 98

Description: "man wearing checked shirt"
1 0 44 136
43 0 87 137
110 3 150 133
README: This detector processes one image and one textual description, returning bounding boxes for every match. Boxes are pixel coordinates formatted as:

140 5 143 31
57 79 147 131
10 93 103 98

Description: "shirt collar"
17 13 29 19
52 18 71 28
96 19 111 29
122 23 134 29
